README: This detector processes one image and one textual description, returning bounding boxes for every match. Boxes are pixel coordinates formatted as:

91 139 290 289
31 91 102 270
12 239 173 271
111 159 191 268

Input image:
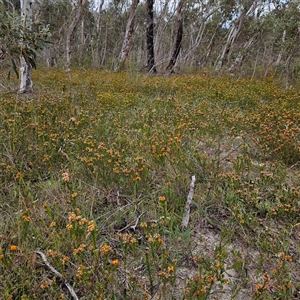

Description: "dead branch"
34 250 79 300
182 175 196 230
117 212 146 233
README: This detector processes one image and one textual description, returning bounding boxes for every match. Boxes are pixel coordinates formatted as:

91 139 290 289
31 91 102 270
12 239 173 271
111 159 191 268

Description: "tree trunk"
228 32 259 71
146 0 156 74
165 0 184 74
20 0 33 93
66 0 85 68
118 0 140 70
153 0 169 65
183 3 219 66
96 0 105 65
275 29 286 66
215 2 255 71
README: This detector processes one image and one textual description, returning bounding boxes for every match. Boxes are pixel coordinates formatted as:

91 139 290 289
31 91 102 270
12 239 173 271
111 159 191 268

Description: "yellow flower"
159 196 166 202
168 265 175 272
130 237 137 246
10 245 17 251
73 244 86 255
140 222 148 228
133 176 141 181
22 215 31 222
87 220 96 232
61 255 70 265
101 244 113 256
157 237 163 243
14 172 21 181
76 264 86 278
111 259 119 266
62 172 69 182
68 212 77 222
79 218 88 226
66 224 73 231
148 236 154 243
50 222 56 227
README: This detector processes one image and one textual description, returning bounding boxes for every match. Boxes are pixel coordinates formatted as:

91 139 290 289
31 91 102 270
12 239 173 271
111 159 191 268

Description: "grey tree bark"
215 2 255 71
117 0 140 70
166 0 184 74
20 0 33 93
66 0 86 68
96 0 105 65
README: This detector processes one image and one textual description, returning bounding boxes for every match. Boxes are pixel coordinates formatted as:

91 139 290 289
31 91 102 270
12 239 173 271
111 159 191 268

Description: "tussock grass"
0 69 299 299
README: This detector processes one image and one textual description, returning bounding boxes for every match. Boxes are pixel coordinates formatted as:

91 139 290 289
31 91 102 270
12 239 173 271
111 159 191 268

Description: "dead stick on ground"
34 250 79 300
117 212 146 233
182 175 196 230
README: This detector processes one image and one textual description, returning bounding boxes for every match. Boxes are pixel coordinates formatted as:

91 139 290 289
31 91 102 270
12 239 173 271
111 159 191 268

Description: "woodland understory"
0 1 300 299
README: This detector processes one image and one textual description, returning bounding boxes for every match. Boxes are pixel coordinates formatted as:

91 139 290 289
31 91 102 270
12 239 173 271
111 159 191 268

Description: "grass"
0 69 299 299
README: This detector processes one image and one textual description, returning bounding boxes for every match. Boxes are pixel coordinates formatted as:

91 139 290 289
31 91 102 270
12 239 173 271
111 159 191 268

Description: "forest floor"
0 69 299 299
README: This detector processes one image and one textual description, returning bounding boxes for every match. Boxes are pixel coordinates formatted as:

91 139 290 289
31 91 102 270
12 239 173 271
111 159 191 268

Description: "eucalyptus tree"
262 1 300 85
95 0 105 65
117 0 140 69
146 0 156 73
0 0 50 92
214 0 259 70
66 0 87 68
34 0 71 66
165 0 184 73
5 0 300 82
182 0 223 68
20 0 34 93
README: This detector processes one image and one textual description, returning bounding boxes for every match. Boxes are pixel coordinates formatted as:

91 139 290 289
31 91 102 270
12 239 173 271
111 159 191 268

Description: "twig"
117 212 146 233
149 216 166 223
182 175 196 230
0 82 9 91
34 250 79 300
130 212 146 231
289 161 300 170
116 189 121 206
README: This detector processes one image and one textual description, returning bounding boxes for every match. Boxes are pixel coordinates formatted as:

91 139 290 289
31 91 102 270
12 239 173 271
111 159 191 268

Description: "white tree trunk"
66 0 86 68
228 32 258 71
117 0 140 69
20 0 33 93
275 29 286 66
215 2 256 71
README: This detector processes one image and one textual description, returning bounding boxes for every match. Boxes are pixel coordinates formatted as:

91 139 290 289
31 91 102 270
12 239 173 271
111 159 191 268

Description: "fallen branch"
117 212 146 233
182 175 196 230
34 250 79 300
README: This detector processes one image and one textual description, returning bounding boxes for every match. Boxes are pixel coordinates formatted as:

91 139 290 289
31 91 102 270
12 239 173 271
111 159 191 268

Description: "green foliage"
0 70 299 299
0 10 51 78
